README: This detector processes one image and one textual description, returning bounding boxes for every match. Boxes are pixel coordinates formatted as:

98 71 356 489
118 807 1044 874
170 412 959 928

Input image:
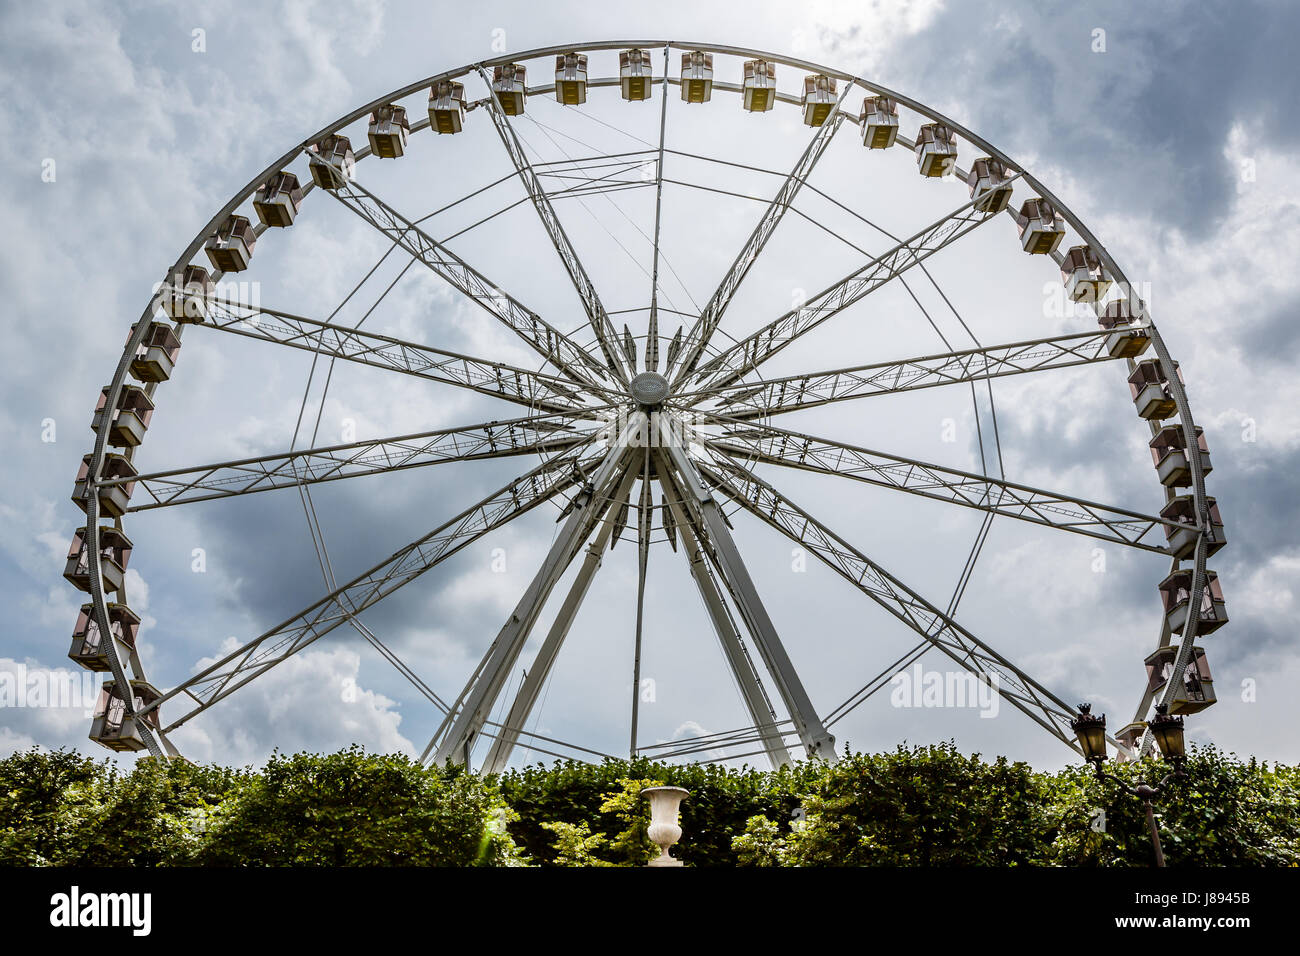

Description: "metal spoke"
473 65 632 385
680 327 1128 417
198 293 610 412
702 458 1134 757
668 82 853 385
629 442 653 758
142 445 601 732
661 437 837 761
700 414 1177 552
684 180 1021 395
313 151 618 392
114 408 610 511
646 44 670 372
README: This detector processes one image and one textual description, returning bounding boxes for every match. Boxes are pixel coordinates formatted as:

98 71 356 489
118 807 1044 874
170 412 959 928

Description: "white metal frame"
72 40 1217 769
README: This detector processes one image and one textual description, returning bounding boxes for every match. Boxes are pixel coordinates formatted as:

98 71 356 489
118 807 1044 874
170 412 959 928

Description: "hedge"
1 742 1296 866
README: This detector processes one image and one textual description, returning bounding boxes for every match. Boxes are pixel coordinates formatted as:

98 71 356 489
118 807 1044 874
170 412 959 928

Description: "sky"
1 0 1298 773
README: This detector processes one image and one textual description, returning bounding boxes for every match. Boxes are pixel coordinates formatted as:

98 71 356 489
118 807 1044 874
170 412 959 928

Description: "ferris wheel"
65 40 1227 771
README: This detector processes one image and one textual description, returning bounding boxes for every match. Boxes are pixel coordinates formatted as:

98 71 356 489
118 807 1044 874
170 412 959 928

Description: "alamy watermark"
50 886 151 936
0 664 101 716
595 408 704 448
889 663 1001 718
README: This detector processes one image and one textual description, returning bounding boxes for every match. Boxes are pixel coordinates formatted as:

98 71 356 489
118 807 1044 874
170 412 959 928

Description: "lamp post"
1070 703 1186 867
642 786 689 867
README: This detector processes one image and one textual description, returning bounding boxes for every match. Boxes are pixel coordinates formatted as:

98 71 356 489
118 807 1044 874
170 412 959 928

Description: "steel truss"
682 328 1129 418
699 454 1130 757
199 294 604 412
700 414 1179 552
474 65 633 385
115 408 609 511
684 179 1020 395
320 160 620 392
669 79 854 384
139 445 600 733
76 41 1216 774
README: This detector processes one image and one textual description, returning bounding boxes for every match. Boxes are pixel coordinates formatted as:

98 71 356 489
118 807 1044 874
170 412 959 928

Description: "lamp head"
1071 703 1108 764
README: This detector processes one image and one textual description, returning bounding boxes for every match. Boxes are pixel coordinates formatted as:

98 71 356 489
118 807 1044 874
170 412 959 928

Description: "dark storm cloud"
825 0 1300 239
1236 286 1300 367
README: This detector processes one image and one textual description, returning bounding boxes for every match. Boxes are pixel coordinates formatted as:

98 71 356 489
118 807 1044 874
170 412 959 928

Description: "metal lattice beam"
430 414 647 766
670 82 853 384
144 446 600 732
656 452 793 767
474 65 632 385
683 328 1129 418
701 456 1134 756
685 181 1020 394
478 466 643 774
318 156 619 391
199 294 605 413
114 409 609 511
662 438 837 761
701 415 1177 552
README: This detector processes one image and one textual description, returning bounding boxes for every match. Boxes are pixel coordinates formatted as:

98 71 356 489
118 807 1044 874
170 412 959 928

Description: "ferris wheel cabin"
92 384 154 448
802 74 837 126
915 123 957 177
368 105 410 158
742 59 777 112
127 320 182 384
204 215 257 273
549 54 586 105
73 452 136 518
160 264 214 324
69 602 140 672
64 526 132 594
89 680 162 753
1096 298 1151 358
1017 198 1065 254
429 80 467 132
1127 359 1181 420
253 171 303 228
1150 424 1212 487
308 134 356 189
680 51 713 103
967 158 1013 213
492 64 527 115
1160 494 1226 560
1159 569 1228 637
1144 645 1216 715
620 49 653 101
1061 244 1110 303
860 95 899 149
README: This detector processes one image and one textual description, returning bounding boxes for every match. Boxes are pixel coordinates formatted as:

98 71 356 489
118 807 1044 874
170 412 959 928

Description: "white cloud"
168 644 413 765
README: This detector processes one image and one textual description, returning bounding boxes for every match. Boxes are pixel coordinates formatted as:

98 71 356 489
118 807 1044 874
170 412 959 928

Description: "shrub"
1 741 1295 867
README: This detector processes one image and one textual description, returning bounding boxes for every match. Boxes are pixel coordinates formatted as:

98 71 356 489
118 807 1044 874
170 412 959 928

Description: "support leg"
662 441 836 762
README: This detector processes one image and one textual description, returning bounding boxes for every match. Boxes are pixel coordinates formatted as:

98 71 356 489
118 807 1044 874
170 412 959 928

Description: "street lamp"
1148 707 1187 762
1070 703 1187 867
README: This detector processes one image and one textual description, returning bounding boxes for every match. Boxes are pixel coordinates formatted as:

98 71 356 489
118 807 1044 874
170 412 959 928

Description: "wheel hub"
629 371 670 407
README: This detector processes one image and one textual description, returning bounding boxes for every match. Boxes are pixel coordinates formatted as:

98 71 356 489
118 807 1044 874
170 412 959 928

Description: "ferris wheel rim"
77 38 1216 767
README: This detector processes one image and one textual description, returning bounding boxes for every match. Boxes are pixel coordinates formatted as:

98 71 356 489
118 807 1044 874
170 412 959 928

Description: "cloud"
823 1 1300 239
3 1 1298 771
167 644 413 765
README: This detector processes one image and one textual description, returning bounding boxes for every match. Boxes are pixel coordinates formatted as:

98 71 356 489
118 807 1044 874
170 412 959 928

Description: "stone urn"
642 786 689 867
